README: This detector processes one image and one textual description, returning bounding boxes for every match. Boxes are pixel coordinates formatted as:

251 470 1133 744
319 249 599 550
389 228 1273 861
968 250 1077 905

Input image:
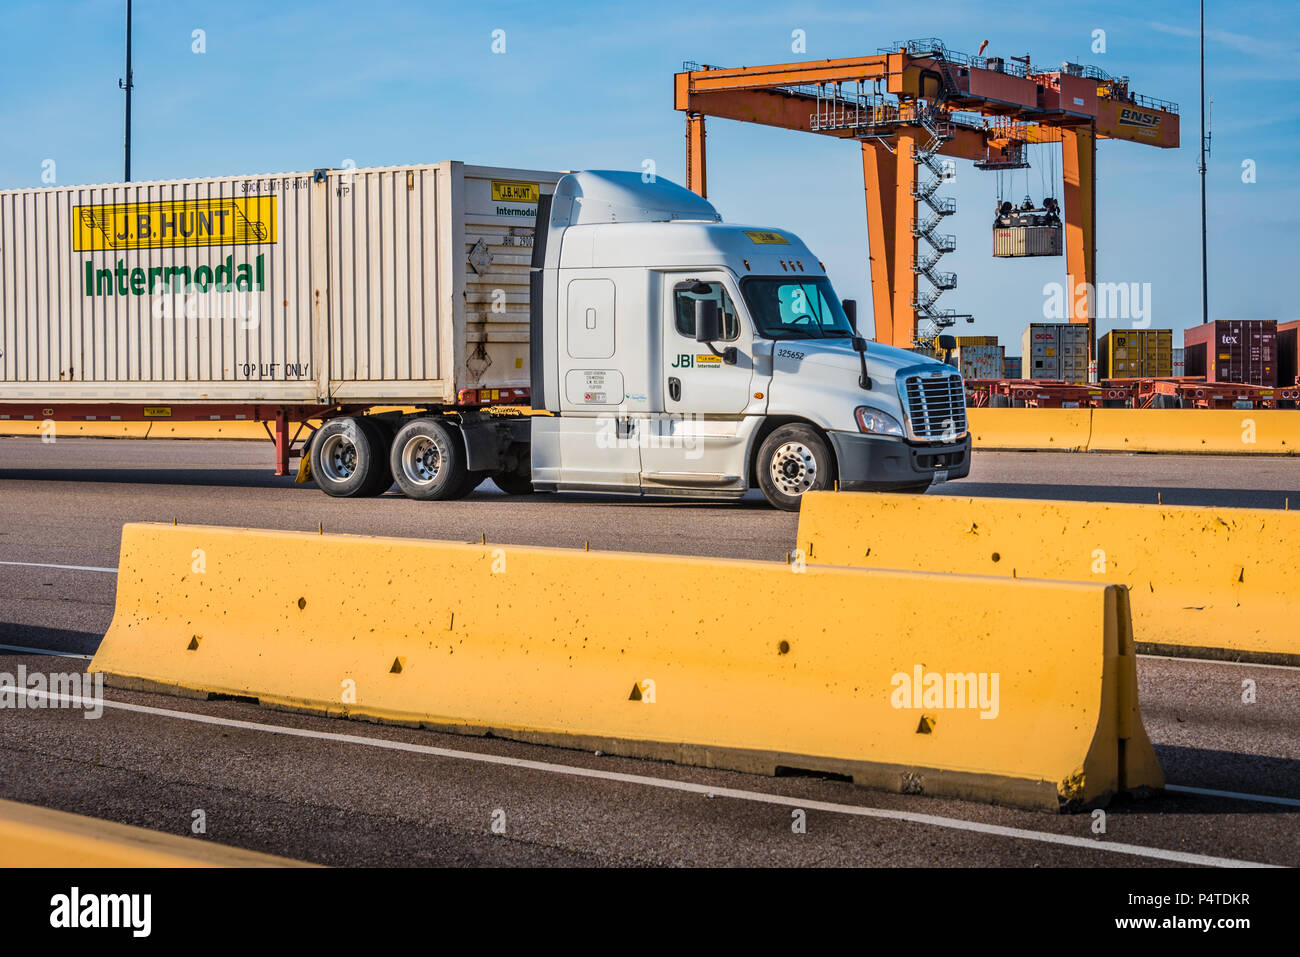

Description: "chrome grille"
900 370 967 440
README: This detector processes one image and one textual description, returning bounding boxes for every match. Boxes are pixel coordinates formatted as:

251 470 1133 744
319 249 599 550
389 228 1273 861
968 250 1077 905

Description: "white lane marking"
0 644 93 660
1 686 1277 869
0 560 117 574
1167 784 1300 808
1138 653 1297 672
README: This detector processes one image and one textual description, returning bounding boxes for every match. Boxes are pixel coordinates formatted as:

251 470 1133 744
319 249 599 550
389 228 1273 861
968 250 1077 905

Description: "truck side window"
674 282 740 341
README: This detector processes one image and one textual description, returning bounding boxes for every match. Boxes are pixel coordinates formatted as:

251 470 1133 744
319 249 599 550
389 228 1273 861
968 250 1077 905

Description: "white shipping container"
951 344 1004 380
992 227 1063 257
0 162 561 405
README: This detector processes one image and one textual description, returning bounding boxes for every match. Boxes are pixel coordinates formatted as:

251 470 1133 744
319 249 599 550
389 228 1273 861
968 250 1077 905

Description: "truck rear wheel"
756 424 835 512
312 417 392 498
390 418 470 501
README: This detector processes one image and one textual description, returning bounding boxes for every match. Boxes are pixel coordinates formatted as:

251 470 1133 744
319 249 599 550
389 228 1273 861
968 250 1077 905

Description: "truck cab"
525 171 971 509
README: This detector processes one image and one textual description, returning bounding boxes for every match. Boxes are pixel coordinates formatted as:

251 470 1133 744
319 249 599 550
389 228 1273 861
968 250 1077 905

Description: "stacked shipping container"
1278 320 1299 387
950 344 1005 380
1183 320 1277 387
1097 329 1173 379
1021 323 1090 382
1003 355 1021 379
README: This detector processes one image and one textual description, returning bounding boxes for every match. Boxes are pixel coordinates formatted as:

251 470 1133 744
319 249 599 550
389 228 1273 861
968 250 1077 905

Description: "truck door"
552 276 641 492
640 274 756 491
662 275 754 415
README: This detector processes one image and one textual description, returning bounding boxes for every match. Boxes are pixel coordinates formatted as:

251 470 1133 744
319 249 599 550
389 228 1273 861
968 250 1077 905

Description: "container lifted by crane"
674 38 1179 354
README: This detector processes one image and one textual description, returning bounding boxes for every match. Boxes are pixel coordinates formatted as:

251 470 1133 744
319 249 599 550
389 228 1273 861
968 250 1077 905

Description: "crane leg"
686 113 707 198
1062 124 1097 359
862 142 896 346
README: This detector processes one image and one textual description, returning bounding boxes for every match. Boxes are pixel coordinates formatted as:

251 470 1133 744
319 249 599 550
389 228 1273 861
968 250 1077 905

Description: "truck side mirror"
694 299 722 343
937 334 957 366
843 299 871 390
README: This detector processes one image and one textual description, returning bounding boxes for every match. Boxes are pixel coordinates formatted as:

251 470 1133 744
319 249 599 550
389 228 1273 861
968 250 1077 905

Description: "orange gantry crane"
674 38 1179 354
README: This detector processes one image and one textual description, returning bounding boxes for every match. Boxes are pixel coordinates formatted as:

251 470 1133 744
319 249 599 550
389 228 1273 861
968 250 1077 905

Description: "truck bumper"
828 431 971 491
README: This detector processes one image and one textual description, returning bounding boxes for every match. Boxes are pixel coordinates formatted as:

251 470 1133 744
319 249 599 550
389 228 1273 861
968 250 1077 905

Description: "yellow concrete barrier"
0 407 421 440
967 408 1091 451
0 421 150 438
144 421 270 439
1089 409 1300 454
0 798 312 867
90 523 1162 811
798 491 1298 664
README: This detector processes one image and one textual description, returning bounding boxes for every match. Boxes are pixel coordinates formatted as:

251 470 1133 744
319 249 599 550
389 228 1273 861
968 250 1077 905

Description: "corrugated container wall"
992 228 1063 257
1278 320 1300 387
1097 329 1173 379
1021 322 1089 382
1182 320 1277 386
1002 355 1021 379
1172 347 1185 378
950 344 1005 380
0 162 560 405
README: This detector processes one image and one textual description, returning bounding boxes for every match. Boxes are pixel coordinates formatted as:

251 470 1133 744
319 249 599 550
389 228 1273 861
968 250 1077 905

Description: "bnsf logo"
1119 108 1160 128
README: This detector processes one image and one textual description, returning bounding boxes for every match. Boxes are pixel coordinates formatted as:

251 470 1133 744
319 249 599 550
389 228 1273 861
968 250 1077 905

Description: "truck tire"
390 418 469 501
311 417 391 498
357 418 395 496
492 468 534 495
756 424 835 512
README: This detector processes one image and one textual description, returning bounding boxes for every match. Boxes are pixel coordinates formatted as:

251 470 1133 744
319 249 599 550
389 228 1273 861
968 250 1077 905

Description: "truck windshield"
740 277 855 340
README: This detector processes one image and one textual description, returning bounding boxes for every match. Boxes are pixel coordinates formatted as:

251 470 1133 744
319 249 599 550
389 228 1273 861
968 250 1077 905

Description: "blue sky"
2 0 1297 345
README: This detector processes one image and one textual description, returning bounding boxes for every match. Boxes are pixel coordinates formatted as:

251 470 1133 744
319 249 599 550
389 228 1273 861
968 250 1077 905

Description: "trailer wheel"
389 418 469 501
492 468 534 495
756 424 835 512
989 394 1011 408
311 417 391 498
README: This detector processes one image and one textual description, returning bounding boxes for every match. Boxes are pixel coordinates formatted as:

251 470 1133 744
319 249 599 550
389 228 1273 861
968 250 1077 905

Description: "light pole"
119 0 133 181
1198 0 1210 326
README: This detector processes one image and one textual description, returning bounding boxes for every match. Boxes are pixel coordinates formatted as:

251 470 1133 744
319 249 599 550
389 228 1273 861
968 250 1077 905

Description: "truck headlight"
855 406 904 437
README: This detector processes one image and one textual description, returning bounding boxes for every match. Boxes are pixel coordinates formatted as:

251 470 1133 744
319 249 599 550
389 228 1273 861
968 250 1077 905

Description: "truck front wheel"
390 418 470 501
756 424 835 512
312 417 392 498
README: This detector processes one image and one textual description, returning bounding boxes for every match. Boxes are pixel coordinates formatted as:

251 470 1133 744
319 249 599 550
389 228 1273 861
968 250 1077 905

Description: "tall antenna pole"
121 0 133 181
1198 0 1208 326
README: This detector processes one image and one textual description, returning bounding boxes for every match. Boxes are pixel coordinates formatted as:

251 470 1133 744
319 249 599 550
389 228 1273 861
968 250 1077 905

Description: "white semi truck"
0 163 969 510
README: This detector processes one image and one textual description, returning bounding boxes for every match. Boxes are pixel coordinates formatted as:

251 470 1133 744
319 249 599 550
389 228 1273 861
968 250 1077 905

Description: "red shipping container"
1279 320 1300 387
1182 320 1277 386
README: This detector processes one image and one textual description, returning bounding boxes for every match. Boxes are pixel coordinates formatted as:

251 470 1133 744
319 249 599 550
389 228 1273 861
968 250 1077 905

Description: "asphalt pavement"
0 436 1296 867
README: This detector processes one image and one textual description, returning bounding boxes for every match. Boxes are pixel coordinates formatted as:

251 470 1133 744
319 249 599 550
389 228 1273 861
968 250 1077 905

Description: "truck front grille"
900 371 967 441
